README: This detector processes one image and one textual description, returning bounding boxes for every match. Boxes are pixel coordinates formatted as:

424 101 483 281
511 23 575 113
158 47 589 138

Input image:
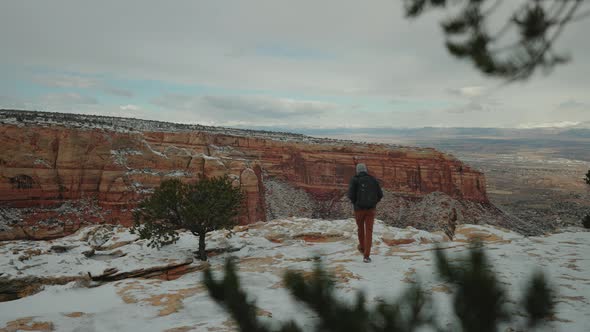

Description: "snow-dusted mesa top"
0 109 418 149
0 109 340 144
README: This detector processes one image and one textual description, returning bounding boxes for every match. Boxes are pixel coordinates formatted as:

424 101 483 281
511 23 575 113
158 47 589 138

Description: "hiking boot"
363 256 371 263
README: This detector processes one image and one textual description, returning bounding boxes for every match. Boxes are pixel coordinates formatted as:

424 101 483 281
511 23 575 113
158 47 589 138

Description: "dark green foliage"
284 262 432 332
203 259 284 332
205 259 430 332
404 0 446 17
204 258 304 332
204 243 555 331
403 0 586 81
584 169 590 185
523 272 555 328
131 177 243 260
434 243 509 331
369 283 432 332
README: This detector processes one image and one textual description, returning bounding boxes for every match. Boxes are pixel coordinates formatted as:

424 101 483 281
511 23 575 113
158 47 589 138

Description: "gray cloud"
33 75 97 89
120 104 141 111
444 85 500 114
40 93 98 105
446 101 491 114
33 74 133 97
0 1 482 96
152 94 336 125
552 99 589 124
447 86 486 98
0 95 31 109
151 94 197 110
1 1 590 127
557 99 588 110
101 87 134 97
1 94 101 112
201 95 334 118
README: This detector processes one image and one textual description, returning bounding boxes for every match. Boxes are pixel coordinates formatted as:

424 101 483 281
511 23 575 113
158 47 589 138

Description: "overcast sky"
1 0 589 129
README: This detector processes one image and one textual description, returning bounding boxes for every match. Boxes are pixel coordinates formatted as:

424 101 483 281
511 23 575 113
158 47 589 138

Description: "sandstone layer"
0 111 490 240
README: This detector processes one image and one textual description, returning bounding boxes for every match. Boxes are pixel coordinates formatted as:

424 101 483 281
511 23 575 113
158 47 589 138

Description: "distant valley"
296 126 590 230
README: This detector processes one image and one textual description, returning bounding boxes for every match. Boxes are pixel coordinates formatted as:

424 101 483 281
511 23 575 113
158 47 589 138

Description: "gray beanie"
356 163 368 174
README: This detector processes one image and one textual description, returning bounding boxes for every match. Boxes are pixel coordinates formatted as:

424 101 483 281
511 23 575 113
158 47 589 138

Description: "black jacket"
347 172 383 210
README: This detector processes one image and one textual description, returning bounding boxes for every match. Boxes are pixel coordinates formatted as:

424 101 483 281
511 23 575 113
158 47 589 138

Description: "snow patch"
0 218 589 331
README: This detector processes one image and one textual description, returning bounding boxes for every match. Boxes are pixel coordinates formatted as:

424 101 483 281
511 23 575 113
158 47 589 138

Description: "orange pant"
355 209 375 258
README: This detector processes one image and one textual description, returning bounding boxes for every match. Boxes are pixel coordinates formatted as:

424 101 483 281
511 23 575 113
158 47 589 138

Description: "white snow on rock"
0 110 405 149
0 218 589 331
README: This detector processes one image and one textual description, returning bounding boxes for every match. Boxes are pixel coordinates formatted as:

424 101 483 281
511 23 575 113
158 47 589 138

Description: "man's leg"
364 209 376 258
354 210 365 252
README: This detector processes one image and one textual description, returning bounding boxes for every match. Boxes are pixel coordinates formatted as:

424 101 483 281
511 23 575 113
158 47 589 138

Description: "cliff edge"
0 110 507 240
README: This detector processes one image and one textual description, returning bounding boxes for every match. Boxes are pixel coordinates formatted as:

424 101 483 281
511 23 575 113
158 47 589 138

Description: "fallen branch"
88 258 199 282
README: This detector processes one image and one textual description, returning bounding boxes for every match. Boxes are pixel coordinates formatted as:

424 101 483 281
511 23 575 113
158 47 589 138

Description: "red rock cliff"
0 114 488 240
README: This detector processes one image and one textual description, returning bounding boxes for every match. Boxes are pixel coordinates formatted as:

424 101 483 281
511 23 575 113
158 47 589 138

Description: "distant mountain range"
238 124 590 140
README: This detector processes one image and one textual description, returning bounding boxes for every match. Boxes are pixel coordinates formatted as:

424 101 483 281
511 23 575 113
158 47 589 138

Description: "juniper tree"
434 242 554 331
204 259 431 332
204 259 303 332
131 177 243 261
403 0 589 81
204 243 555 331
433 243 509 331
284 261 432 332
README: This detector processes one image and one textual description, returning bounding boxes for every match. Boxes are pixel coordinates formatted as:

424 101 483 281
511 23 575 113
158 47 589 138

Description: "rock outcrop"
1 110 491 240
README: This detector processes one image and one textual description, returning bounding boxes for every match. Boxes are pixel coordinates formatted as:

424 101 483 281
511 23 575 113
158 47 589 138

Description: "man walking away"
348 163 383 263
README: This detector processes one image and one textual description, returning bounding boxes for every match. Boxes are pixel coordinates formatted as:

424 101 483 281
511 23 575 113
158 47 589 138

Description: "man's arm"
347 177 357 204
376 178 383 202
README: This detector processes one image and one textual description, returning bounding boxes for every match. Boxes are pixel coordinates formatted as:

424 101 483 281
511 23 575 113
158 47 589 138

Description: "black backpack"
356 175 379 209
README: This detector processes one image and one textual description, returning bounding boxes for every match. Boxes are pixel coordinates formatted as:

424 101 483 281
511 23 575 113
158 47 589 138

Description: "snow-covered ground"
1 219 589 331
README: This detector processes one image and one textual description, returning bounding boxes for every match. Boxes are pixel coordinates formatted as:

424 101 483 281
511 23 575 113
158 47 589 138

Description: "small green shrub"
131 177 243 260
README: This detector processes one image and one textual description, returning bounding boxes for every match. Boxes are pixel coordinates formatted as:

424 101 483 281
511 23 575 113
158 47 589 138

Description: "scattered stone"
99 239 136 251
50 245 72 253
86 225 114 248
102 267 119 276
0 276 81 302
109 250 127 258
82 249 95 258
0 277 25 302
17 249 43 262
201 246 242 258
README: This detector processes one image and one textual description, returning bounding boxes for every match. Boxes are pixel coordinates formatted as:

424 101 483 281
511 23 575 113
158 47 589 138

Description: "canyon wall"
0 111 489 240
